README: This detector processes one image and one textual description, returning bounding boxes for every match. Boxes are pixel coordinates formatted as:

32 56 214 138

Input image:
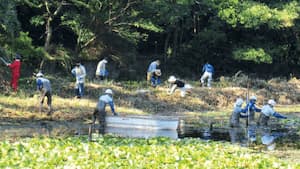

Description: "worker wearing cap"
200 62 214 88
229 98 248 127
167 75 192 97
257 99 287 126
71 62 86 98
95 58 108 81
243 95 261 122
36 72 52 115
92 89 118 132
7 54 21 91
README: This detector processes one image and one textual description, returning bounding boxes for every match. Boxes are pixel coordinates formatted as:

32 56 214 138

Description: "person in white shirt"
96 58 108 81
71 62 86 98
257 99 287 126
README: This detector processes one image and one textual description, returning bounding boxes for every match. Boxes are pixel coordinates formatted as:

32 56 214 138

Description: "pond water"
0 119 299 150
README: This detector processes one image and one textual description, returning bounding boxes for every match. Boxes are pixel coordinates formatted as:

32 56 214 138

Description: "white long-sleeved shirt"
71 65 86 83
261 105 275 117
96 59 107 76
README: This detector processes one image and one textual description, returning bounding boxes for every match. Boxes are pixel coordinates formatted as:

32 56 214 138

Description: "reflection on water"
0 121 179 140
0 120 298 151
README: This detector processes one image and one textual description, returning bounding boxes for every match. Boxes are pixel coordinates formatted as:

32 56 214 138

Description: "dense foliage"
0 136 297 168
0 0 300 78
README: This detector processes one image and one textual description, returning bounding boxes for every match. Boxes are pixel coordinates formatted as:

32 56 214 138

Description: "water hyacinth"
0 136 297 169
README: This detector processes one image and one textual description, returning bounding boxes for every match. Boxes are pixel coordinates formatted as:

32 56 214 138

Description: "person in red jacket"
7 54 21 92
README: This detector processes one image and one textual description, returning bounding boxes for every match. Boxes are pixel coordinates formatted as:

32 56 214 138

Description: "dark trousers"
40 91 52 106
257 114 269 126
92 109 106 134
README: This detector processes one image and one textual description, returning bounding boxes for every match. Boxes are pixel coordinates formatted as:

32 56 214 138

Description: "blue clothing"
75 83 84 98
202 63 214 74
242 101 261 121
151 74 161 87
36 77 51 92
273 112 287 119
100 70 109 77
148 61 158 72
97 94 116 114
244 101 261 113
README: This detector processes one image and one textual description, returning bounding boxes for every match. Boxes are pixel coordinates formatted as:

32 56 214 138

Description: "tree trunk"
44 17 52 52
164 30 171 70
172 25 178 57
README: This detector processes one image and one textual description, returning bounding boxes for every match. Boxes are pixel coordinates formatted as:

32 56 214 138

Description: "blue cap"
15 54 21 59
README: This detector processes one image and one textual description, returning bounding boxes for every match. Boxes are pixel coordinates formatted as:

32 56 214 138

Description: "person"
243 95 261 123
95 58 108 81
229 98 248 127
91 89 118 135
71 62 86 98
147 59 161 86
167 75 192 97
6 54 21 92
36 72 52 115
150 69 161 87
200 62 214 88
257 99 287 126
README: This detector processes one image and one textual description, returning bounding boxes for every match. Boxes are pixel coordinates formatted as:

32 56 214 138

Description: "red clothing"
8 59 21 91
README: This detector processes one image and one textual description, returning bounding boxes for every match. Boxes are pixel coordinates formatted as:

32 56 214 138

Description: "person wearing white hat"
243 95 261 122
257 99 287 126
95 58 108 81
167 76 192 97
36 72 52 115
92 89 118 133
229 98 248 127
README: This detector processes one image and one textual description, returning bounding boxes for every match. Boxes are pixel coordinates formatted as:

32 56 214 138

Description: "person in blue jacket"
200 62 214 87
257 99 287 126
36 72 52 115
243 95 261 123
91 89 118 134
147 59 161 87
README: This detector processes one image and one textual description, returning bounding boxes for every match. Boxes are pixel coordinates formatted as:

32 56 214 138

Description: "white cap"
103 59 108 63
36 72 44 77
235 98 244 107
250 95 257 101
105 89 113 95
168 76 176 83
268 99 276 106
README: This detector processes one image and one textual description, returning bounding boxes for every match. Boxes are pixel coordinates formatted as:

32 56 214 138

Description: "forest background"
1 0 300 81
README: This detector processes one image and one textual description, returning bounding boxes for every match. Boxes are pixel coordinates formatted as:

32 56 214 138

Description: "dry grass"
1 75 300 121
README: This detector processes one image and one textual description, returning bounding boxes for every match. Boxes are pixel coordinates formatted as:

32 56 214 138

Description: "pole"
246 75 250 127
